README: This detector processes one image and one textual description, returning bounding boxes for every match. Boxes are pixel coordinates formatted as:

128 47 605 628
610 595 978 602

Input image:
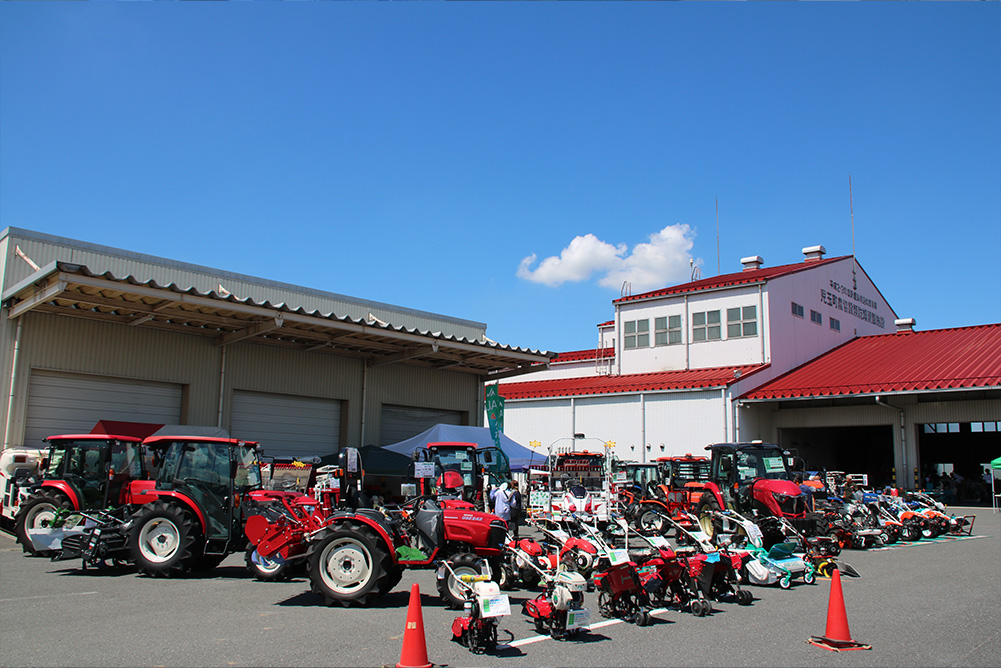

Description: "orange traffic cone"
396 583 432 668
807 567 871 651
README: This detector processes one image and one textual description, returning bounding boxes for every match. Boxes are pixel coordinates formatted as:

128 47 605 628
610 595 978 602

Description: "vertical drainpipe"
360 362 368 447
570 397 576 437
640 393 646 464
4 317 24 449
684 295 690 371
721 388 728 442
216 346 226 429
758 284 765 364
875 396 907 488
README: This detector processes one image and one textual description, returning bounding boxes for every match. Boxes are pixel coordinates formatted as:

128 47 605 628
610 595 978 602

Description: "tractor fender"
38 481 82 510
697 482 726 510
123 479 156 504
305 513 398 561
135 491 209 535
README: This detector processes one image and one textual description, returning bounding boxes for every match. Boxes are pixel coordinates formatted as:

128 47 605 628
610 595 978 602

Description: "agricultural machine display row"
0 434 977 658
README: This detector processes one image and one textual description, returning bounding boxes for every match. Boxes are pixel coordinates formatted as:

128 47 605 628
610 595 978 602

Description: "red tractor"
246 446 510 609
12 434 147 556
49 434 279 575
695 442 813 546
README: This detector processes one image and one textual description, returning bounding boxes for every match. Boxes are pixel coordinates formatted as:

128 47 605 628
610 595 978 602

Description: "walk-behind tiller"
665 511 753 608
612 517 712 617
591 549 655 626
447 563 511 654
512 542 591 640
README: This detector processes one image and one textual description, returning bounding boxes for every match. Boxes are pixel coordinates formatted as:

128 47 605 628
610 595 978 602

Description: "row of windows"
623 305 757 349
792 301 840 332
924 422 999 434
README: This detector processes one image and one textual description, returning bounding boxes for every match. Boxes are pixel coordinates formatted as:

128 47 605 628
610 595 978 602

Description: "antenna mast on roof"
850 174 857 290
716 198 721 276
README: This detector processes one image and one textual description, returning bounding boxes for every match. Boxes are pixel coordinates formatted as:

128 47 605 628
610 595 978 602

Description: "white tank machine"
0 448 47 531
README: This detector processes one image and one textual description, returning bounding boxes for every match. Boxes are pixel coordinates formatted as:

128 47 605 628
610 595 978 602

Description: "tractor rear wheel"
637 509 667 534
696 493 722 538
438 552 484 609
15 493 72 556
131 501 201 577
309 524 393 607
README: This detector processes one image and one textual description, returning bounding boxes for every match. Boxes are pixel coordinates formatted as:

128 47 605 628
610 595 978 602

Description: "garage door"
379 404 464 446
231 390 340 460
23 370 183 448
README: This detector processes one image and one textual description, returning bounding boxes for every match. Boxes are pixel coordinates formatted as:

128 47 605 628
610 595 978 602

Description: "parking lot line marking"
500 608 674 648
0 591 97 603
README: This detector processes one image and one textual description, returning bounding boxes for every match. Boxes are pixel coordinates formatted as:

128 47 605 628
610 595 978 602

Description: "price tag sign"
414 462 435 478
608 548 630 566
566 607 591 629
649 535 670 548
747 523 764 545
479 594 511 618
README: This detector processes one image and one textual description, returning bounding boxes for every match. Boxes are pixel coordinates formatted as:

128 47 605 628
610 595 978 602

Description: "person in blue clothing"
794 474 814 511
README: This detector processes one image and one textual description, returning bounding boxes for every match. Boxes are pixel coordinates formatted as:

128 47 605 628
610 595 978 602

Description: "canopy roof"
2 261 553 380
382 424 543 471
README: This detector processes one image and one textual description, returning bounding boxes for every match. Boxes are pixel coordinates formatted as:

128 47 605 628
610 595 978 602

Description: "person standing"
490 482 514 528
508 481 522 540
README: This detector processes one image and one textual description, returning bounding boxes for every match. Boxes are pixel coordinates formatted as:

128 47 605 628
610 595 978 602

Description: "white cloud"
516 233 627 287
518 224 698 293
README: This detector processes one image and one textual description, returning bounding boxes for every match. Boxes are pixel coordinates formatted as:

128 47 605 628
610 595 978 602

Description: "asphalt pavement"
0 507 998 668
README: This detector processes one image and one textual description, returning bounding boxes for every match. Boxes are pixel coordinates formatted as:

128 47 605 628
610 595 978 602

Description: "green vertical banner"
485 384 505 449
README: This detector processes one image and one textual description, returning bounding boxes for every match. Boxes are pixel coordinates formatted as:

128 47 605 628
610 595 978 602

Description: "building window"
726 306 757 338
792 302 804 318
830 317 840 332
624 319 649 349
810 310 823 325
655 315 682 346
692 310 721 342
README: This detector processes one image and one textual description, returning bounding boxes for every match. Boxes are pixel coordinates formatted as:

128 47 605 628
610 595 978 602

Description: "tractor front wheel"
246 546 290 582
637 509 667 534
131 501 201 577
696 494 722 539
15 493 72 556
308 525 393 607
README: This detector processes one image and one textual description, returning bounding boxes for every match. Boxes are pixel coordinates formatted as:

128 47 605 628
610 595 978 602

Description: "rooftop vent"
894 318 916 333
740 256 764 271
802 245 826 262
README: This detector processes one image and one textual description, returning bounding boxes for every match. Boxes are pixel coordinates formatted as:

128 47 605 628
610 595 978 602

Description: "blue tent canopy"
382 424 543 471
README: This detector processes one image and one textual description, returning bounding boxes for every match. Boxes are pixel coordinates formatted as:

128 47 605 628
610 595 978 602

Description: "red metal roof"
499 364 767 400
614 256 846 303
743 323 1001 400
550 347 615 363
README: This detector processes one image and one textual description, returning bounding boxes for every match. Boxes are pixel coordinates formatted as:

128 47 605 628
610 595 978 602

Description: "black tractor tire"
131 501 202 577
636 509 667 534
437 552 485 609
519 567 542 589
246 546 291 582
382 565 405 595
15 493 72 556
696 493 722 539
308 524 393 607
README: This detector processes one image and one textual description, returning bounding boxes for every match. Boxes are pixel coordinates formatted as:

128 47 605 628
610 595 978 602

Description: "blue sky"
2 3 998 354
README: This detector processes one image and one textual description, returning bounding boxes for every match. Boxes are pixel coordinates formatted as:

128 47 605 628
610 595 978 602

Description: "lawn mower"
906 491 975 536
448 566 511 654
704 509 816 589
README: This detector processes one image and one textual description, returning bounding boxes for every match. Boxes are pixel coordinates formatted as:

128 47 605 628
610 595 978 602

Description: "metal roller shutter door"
379 404 463 446
231 390 340 460
23 370 183 448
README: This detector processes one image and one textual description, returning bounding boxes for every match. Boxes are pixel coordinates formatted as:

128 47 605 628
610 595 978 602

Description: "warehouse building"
1 228 553 459
496 245 1000 489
